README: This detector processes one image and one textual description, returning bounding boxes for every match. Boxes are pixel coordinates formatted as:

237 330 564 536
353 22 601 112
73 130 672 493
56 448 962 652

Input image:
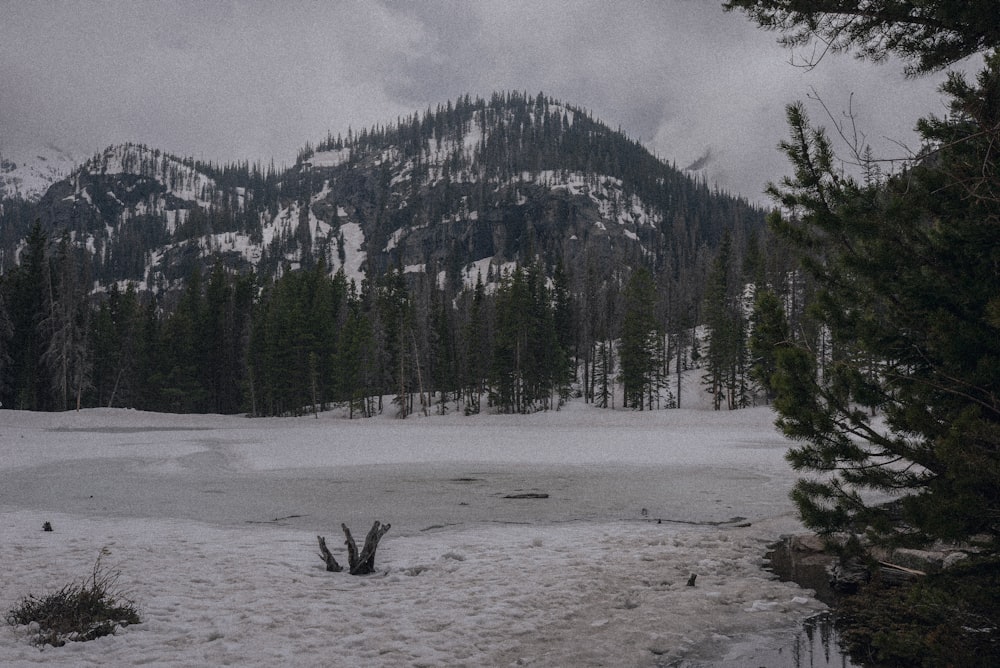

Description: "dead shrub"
5 555 140 647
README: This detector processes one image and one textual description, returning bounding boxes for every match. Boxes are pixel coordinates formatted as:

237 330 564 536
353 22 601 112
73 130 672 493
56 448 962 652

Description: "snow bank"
0 404 829 666
0 511 821 667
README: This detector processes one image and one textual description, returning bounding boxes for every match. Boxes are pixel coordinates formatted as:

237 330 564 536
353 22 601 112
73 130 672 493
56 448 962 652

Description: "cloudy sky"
0 1 964 202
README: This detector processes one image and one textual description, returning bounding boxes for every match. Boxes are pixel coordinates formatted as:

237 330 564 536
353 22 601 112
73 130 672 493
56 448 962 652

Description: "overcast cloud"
0 1 964 202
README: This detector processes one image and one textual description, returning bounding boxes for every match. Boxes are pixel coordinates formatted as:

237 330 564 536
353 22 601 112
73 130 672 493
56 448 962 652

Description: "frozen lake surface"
0 403 838 666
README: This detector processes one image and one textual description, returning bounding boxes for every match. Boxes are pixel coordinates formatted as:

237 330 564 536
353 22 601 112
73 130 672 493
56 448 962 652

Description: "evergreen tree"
724 0 1000 75
490 267 531 413
335 281 376 418
489 263 564 413
41 233 92 410
249 263 342 416
0 288 13 402
765 57 1000 550
460 273 491 414
202 262 255 414
619 266 659 410
4 222 51 410
748 288 789 402
702 230 745 410
90 283 142 408
430 285 458 413
550 262 576 404
157 269 209 413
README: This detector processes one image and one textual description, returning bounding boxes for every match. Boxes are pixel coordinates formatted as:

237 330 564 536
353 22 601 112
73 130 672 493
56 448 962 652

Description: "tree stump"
317 535 343 572
318 521 391 575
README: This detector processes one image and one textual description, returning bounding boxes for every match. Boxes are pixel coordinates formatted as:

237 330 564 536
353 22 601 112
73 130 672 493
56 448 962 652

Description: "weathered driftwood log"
317 535 343 572
343 521 391 575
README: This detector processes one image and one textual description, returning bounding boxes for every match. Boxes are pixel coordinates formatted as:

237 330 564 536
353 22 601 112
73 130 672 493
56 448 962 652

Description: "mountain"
0 144 79 202
0 92 779 416
1 92 763 294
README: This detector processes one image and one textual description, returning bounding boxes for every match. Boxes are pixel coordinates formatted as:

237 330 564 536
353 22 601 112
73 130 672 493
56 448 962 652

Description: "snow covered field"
0 403 834 666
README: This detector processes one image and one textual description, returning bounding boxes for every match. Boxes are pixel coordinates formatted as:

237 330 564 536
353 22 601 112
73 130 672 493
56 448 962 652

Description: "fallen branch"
878 561 927 577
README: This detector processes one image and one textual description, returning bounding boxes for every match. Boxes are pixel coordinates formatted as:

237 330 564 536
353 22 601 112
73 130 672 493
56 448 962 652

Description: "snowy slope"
0 404 850 667
0 145 79 201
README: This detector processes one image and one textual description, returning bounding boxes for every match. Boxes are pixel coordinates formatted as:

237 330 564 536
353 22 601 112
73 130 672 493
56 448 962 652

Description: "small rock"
791 534 825 553
943 551 969 569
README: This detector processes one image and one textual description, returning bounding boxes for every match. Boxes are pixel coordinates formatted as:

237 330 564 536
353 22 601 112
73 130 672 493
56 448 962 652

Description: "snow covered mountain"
1 93 763 294
0 144 79 202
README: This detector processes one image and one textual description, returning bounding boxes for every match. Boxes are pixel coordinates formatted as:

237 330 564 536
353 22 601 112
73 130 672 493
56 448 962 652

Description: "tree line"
0 216 813 416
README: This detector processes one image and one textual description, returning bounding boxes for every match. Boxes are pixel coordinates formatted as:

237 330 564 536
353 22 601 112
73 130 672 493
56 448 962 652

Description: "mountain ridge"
1 92 763 296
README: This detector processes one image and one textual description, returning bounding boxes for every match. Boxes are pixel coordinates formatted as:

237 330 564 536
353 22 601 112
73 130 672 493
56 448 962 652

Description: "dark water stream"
670 537 862 667
663 540 864 668
749 538 861 668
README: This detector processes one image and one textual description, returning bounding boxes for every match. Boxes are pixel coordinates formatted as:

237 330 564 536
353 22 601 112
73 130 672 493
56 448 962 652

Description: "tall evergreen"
747 288 789 403
41 233 92 410
765 58 1000 550
460 273 491 414
619 266 659 410
489 263 565 413
156 269 209 413
0 287 13 401
702 230 747 410
3 222 51 410
90 282 142 408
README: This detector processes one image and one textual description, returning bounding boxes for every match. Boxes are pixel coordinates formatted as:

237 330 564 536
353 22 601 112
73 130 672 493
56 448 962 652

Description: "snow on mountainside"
0 144 79 201
3 93 764 295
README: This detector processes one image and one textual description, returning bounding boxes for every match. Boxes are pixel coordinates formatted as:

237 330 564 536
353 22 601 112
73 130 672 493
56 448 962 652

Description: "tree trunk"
317 535 343 572
345 521 391 575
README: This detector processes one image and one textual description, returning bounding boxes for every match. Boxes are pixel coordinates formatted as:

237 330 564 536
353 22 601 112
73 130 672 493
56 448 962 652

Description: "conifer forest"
0 93 796 417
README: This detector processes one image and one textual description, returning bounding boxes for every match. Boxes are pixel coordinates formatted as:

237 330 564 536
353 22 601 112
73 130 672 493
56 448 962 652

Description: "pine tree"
748 288 789 403
550 262 576 405
460 273 490 414
619 266 658 410
724 0 1000 75
490 267 530 413
91 283 142 408
4 222 51 410
430 286 458 413
0 288 13 401
766 57 1000 550
335 281 376 418
41 233 92 410
702 230 744 410
158 269 209 413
